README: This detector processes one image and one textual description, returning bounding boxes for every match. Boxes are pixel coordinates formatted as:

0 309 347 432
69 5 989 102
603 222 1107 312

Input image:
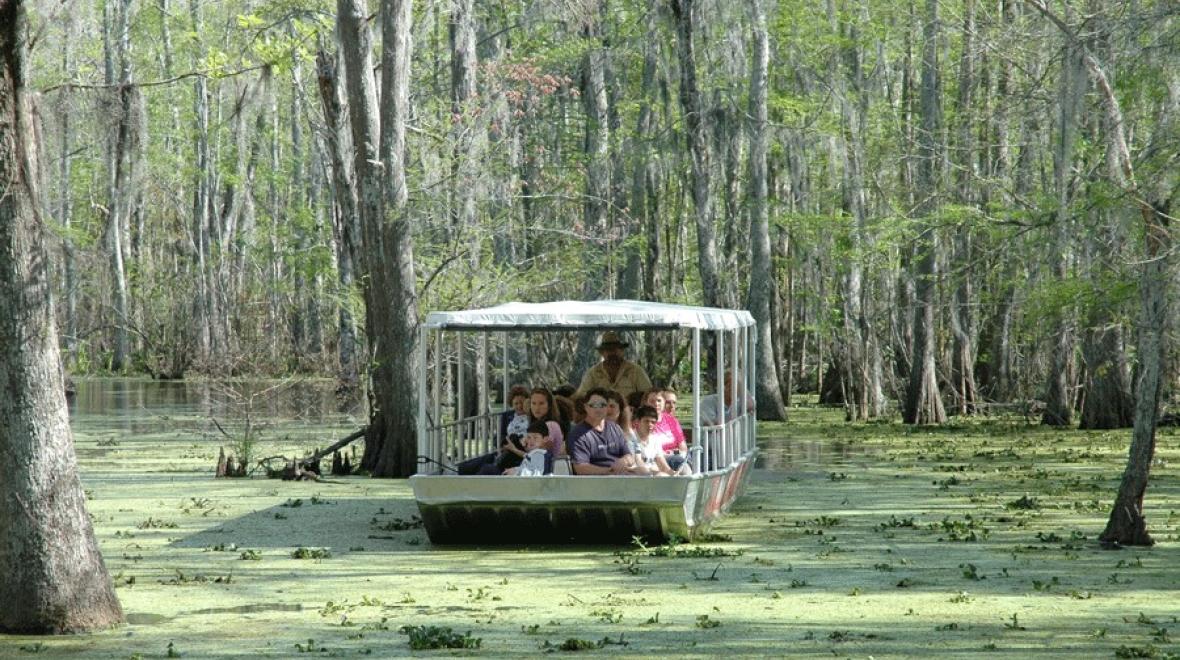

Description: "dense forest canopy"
21 0 1179 421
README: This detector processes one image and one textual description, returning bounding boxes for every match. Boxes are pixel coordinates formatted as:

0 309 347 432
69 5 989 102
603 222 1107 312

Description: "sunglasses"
586 401 609 409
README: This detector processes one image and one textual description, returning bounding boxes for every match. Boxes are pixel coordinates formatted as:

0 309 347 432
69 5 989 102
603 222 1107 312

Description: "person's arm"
574 462 613 475
547 421 565 457
652 452 675 476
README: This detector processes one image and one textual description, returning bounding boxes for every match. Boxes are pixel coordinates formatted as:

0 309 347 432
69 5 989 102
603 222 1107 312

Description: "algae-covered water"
4 379 1180 658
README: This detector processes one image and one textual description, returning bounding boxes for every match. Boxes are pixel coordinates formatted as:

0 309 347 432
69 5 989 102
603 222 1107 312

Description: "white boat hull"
411 450 756 544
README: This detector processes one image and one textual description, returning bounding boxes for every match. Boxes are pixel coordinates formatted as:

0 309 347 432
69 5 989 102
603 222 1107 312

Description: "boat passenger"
499 385 531 446
698 371 755 426
570 388 653 476
662 387 679 417
574 331 653 401
529 387 566 457
633 405 688 476
644 388 688 471
502 421 554 476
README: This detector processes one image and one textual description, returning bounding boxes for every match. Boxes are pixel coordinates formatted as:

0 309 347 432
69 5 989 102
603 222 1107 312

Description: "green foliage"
398 625 481 650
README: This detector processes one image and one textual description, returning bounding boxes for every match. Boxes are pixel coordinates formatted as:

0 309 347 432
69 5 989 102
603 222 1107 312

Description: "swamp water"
3 380 1180 658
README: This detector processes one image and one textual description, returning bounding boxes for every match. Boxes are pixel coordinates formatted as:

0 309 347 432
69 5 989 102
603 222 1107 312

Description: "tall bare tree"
670 0 721 308
0 0 123 631
903 0 947 425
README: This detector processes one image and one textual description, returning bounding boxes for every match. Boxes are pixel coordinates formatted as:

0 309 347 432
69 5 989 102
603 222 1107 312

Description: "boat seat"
552 456 572 475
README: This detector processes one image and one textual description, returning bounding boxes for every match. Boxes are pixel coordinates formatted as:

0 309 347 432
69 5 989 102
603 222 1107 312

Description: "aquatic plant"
398 626 481 650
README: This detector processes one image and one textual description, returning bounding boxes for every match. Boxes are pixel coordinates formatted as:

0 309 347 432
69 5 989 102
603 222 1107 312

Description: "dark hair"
509 385 530 402
626 390 645 410
604 389 625 410
584 386 614 404
529 387 558 424
526 420 550 436
553 395 575 432
553 383 577 398
635 405 659 421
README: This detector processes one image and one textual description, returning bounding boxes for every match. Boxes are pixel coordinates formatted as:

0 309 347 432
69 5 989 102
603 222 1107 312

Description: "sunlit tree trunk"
746 0 786 421
0 0 123 630
316 49 361 386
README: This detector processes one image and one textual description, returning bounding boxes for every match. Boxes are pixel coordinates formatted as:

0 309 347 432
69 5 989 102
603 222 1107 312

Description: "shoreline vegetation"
4 395 1180 658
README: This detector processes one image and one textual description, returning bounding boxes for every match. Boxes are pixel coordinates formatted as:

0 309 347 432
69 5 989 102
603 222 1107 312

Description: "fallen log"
298 427 367 471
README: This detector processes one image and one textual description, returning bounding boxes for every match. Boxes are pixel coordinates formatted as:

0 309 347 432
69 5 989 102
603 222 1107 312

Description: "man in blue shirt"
570 387 653 475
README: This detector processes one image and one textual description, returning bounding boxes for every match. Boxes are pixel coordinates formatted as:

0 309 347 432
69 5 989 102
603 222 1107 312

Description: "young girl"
528 387 566 457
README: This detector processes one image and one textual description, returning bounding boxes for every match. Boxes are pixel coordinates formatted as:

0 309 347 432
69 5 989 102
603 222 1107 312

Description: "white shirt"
517 449 549 476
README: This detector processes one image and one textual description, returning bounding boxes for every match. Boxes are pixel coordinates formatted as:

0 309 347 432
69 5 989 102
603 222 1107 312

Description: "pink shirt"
651 414 685 453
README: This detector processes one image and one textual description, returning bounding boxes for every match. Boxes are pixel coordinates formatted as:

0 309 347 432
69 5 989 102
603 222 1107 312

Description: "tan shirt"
576 360 653 400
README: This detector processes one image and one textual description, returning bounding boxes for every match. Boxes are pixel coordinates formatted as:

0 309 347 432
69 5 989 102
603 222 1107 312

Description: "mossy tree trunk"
0 0 124 631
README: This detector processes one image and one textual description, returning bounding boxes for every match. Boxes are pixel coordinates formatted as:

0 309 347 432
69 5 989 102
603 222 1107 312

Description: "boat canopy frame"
416 300 758 476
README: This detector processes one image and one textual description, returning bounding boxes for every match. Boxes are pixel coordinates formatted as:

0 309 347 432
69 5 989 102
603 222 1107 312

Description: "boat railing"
424 411 501 474
693 413 753 473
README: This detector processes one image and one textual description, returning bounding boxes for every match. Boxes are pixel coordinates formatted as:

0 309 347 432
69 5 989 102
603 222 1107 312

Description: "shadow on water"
68 378 365 435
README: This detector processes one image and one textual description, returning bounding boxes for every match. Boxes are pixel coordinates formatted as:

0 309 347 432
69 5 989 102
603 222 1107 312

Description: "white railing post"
692 328 702 473
420 323 429 469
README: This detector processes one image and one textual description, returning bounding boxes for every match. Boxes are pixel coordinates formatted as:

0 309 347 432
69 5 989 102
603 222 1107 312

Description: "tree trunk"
58 18 77 365
1101 211 1168 546
747 0 786 421
104 0 134 371
189 0 213 366
1079 320 1133 430
949 0 978 415
353 0 424 476
1042 37 1086 427
670 0 721 307
316 48 362 386
902 0 946 425
0 0 123 630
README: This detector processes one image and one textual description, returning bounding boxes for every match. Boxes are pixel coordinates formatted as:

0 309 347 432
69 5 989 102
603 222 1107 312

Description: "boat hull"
412 450 756 544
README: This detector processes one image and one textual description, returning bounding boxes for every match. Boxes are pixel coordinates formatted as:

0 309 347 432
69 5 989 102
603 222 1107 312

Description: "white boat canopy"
424 299 755 332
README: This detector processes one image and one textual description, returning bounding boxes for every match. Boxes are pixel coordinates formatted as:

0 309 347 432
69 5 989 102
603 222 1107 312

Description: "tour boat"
410 300 757 544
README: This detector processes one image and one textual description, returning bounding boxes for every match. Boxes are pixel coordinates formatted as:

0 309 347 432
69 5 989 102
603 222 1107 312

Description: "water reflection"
755 438 876 471
68 378 365 435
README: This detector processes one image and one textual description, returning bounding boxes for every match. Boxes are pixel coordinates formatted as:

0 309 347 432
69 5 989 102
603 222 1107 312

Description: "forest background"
24 0 1180 436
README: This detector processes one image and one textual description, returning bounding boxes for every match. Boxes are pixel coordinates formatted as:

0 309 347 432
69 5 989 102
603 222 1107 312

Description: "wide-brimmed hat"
596 331 629 350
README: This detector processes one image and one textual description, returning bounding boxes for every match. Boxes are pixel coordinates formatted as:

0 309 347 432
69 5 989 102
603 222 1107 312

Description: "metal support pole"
456 333 465 458
731 327 739 464
717 329 726 467
502 332 510 417
692 328 701 473
417 326 428 473
479 332 489 447
433 330 442 464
